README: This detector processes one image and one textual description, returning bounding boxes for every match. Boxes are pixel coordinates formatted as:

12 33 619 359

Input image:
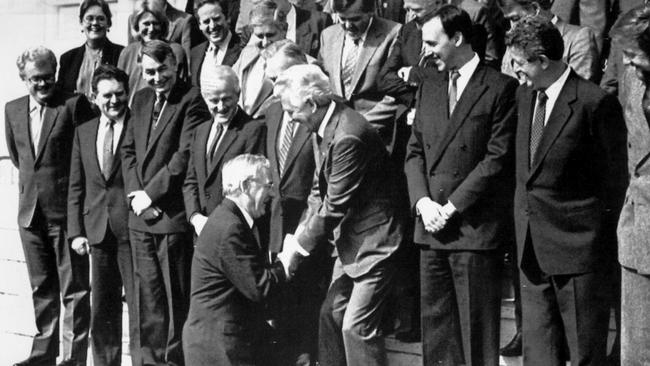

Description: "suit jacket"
264 102 315 253
404 64 518 250
617 67 650 274
57 39 124 94
183 198 286 366
127 3 203 62
551 0 607 52
120 82 211 233
292 6 332 58
233 45 275 118
452 0 505 69
319 17 401 147
5 91 84 227
189 33 244 88
295 102 402 278
514 70 628 275
183 108 265 219
502 18 600 82
67 115 129 244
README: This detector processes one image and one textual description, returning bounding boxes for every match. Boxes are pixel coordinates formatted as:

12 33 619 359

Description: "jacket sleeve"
120 113 142 197
182 131 202 220
566 26 600 83
67 129 86 240
376 25 417 106
4 106 19 168
404 85 431 210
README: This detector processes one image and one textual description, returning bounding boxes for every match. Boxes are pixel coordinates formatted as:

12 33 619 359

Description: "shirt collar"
29 95 43 112
551 15 559 25
543 64 571 102
209 31 232 53
346 17 373 44
455 53 480 80
229 198 255 228
100 113 125 126
317 101 337 138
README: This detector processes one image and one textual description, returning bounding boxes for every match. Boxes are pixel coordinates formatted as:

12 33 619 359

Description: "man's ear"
89 92 97 106
307 97 317 113
538 54 550 69
453 31 464 47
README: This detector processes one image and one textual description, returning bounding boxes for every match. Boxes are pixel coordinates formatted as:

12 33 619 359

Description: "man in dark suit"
183 65 265 236
120 40 211 366
404 6 517 366
190 0 244 88
275 64 403 366
5 47 90 366
274 0 332 57
506 17 628 366
67 65 139 366
182 154 302 366
128 0 203 61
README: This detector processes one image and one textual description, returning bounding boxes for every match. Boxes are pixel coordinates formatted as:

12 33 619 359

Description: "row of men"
6 1 646 366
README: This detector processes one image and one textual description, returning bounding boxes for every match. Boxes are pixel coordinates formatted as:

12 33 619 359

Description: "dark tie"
278 119 295 174
448 70 460 117
207 122 224 165
152 93 165 130
529 90 548 167
103 119 115 180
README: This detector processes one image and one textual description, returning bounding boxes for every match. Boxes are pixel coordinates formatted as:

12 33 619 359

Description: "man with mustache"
190 0 244 89
183 65 265 237
120 40 211 366
67 64 139 366
5 46 90 366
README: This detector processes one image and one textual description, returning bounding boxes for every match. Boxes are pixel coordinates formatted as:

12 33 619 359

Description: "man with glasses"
5 46 90 366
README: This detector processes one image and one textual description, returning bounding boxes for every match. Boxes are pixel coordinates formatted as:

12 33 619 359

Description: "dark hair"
131 4 170 41
140 40 176 65
331 0 375 13
505 15 564 61
79 0 113 27
91 64 129 94
193 0 228 19
504 0 552 11
429 5 474 43
610 6 650 57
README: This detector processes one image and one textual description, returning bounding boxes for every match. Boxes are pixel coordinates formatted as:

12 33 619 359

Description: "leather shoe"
500 331 522 357
55 360 76 366
13 359 55 366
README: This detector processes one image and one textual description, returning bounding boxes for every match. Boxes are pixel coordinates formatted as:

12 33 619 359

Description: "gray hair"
202 65 241 95
16 46 57 80
261 40 308 64
222 154 271 197
249 0 288 32
273 64 332 106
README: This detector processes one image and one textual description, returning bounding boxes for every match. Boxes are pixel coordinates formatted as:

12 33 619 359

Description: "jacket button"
426 143 431 149
206 193 211 199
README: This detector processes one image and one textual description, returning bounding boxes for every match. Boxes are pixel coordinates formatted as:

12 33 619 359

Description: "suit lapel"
15 97 35 162
207 124 238 181
281 124 311 181
349 20 383 97
266 106 283 177
35 104 58 165
86 118 103 180
145 86 182 157
428 67 488 169
518 87 535 176
249 79 274 116
528 72 577 181
196 121 211 179
106 112 130 181
331 27 344 96
193 42 208 82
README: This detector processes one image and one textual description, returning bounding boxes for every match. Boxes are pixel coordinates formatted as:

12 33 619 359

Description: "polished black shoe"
500 331 522 357
55 359 76 366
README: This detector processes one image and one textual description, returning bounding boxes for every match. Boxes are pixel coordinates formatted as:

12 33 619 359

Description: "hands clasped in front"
277 233 308 279
417 197 454 234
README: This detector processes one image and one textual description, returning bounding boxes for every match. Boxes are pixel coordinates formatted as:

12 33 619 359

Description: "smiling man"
190 0 244 88
404 5 518 366
120 40 211 366
67 65 138 366
5 46 90 366
183 65 265 237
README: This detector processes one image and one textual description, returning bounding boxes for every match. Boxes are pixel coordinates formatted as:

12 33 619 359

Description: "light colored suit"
318 17 401 147
232 44 275 119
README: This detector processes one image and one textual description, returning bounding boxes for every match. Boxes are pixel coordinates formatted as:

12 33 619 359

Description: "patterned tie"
529 90 548 167
341 37 360 98
207 122 224 166
278 118 295 174
103 119 115 180
152 92 165 130
448 70 461 117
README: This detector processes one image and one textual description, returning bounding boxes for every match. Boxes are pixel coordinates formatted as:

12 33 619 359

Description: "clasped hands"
417 197 456 234
128 190 161 219
277 233 309 279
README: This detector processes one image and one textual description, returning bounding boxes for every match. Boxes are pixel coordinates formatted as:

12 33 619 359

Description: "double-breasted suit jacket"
405 64 518 250
514 70 628 275
121 82 211 233
68 115 129 244
318 17 402 149
183 108 265 219
296 102 403 278
265 102 315 253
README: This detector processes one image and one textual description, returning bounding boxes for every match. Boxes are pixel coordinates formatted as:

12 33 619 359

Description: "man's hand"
71 237 89 256
277 234 309 279
397 66 413 82
128 190 153 215
190 214 208 236
416 197 449 233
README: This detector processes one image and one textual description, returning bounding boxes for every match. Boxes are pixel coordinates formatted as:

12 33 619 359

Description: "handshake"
276 234 309 279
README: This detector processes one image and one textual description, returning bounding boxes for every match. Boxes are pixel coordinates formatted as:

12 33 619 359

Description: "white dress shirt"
286 5 297 43
96 114 125 171
536 65 571 126
450 53 480 104
200 31 232 90
29 96 43 153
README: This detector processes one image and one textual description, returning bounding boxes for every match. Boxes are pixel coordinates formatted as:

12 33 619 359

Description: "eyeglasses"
27 75 55 85
83 15 108 24
249 178 273 190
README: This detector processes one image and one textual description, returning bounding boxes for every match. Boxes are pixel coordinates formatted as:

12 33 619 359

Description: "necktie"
448 70 460 117
341 37 360 98
30 103 43 154
529 90 548 167
207 122 224 165
278 119 296 174
103 119 115 180
152 93 165 130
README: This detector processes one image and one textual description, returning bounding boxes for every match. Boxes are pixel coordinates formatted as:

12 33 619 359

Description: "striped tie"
341 37 360 98
102 119 115 180
529 90 548 167
278 119 295 173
